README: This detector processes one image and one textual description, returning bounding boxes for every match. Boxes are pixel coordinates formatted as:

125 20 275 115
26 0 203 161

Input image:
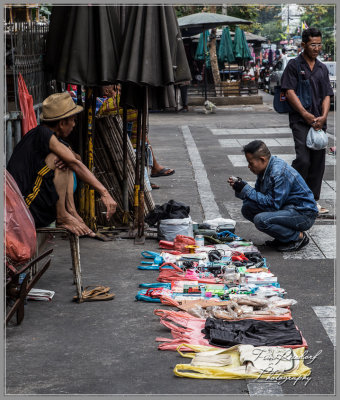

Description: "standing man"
228 140 318 252
281 28 333 214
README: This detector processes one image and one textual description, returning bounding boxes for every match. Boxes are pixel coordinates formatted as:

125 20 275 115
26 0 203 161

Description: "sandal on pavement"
151 168 175 178
74 286 115 302
150 182 160 190
317 203 329 214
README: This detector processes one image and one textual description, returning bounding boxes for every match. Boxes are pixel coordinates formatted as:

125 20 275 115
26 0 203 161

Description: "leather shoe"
277 232 309 252
264 238 285 248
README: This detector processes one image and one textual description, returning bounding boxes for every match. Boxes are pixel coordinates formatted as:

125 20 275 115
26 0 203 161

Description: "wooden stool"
36 227 83 302
6 248 53 325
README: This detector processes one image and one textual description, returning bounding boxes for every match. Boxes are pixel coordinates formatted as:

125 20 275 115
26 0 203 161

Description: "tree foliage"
300 5 335 56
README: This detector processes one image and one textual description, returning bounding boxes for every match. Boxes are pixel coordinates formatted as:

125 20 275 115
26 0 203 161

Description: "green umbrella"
233 26 252 61
218 27 235 64
194 30 211 67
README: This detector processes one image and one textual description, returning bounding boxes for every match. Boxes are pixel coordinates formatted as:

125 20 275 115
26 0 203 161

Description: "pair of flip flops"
74 286 115 303
150 168 175 178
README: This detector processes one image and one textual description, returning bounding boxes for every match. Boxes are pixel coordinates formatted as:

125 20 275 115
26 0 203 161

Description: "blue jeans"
241 200 316 243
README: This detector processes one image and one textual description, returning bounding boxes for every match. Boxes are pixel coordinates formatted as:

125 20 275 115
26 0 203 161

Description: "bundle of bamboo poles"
94 113 155 227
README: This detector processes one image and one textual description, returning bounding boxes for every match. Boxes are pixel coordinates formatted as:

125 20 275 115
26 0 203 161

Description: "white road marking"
227 154 336 167
312 306 336 346
308 224 336 259
219 137 295 148
247 382 284 396
211 127 292 135
246 181 336 200
181 125 221 220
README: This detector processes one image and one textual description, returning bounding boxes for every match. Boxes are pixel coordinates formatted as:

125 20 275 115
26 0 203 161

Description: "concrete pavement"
5 91 336 397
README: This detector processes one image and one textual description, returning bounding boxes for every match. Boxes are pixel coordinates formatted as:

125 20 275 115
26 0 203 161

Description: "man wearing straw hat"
7 92 117 237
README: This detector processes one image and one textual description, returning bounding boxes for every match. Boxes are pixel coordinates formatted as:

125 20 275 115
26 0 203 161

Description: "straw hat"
40 92 83 122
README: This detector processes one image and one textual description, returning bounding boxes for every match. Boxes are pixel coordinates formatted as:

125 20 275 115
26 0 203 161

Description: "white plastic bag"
158 217 193 241
203 218 236 229
306 127 328 150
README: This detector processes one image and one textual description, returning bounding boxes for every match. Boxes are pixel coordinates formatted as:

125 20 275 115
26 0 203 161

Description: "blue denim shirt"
236 156 318 215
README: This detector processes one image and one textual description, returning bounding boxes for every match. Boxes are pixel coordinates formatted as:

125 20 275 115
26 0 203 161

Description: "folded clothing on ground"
202 318 303 347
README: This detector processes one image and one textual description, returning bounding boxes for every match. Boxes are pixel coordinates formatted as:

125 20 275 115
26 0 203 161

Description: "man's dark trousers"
290 121 325 201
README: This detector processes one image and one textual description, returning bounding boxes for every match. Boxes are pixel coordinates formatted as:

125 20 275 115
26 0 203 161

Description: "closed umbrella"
233 26 252 61
194 30 211 100
218 27 235 64
45 6 122 86
194 30 210 66
218 27 235 83
117 6 191 89
116 5 191 241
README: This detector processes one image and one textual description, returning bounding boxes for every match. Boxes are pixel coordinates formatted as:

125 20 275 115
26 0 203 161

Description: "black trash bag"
145 200 190 226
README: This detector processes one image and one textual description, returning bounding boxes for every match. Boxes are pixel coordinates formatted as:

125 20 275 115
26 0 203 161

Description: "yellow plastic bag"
174 344 311 380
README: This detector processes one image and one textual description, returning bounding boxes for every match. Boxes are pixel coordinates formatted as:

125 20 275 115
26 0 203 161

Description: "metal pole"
13 119 21 146
122 106 129 224
133 107 142 231
204 30 208 101
6 120 13 165
137 86 148 241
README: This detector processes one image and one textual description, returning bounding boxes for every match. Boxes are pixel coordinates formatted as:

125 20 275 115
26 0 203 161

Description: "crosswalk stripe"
246 181 336 200
227 154 336 167
181 125 221 220
219 137 295 148
211 127 292 135
312 306 336 346
247 382 284 396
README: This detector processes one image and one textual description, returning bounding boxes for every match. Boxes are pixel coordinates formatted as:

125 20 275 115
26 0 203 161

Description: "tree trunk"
208 7 221 95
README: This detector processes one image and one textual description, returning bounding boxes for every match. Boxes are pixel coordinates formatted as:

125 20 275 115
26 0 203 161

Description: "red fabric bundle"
5 170 37 264
18 73 37 136
157 263 218 284
159 235 196 253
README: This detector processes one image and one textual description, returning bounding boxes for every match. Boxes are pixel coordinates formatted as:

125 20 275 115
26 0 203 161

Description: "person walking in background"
281 48 288 69
281 27 333 214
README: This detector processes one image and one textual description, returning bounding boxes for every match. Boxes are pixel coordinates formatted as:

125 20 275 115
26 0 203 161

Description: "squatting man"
7 92 117 236
228 140 318 252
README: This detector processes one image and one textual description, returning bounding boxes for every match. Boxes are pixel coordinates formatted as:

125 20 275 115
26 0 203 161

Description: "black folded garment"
202 318 303 347
145 200 190 226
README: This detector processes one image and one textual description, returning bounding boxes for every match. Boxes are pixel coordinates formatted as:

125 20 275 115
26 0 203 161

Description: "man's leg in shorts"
45 153 95 236
65 171 86 224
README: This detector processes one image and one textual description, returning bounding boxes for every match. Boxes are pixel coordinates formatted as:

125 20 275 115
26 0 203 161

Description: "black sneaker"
277 232 309 252
264 238 285 248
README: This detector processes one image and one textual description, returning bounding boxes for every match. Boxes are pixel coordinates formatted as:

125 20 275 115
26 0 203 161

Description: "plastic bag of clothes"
173 344 311 380
145 200 190 226
5 170 37 264
158 217 193 241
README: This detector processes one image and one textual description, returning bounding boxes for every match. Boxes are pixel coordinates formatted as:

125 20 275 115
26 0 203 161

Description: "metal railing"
5 103 42 165
5 21 49 111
